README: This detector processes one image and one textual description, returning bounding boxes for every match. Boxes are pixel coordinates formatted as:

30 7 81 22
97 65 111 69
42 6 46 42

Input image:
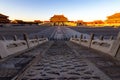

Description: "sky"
0 0 120 21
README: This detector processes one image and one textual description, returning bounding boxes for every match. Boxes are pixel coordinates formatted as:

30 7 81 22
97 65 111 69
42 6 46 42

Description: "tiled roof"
107 13 120 19
0 13 8 17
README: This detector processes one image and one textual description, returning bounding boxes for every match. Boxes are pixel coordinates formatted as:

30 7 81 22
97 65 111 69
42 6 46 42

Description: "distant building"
84 20 104 27
50 15 68 26
11 19 38 25
34 20 43 24
11 20 24 24
76 20 85 26
43 21 50 23
0 13 10 23
105 13 120 27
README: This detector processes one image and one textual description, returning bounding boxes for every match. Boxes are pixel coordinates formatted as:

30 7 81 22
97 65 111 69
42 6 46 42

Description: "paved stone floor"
18 41 112 80
0 42 53 80
0 41 120 80
68 41 120 80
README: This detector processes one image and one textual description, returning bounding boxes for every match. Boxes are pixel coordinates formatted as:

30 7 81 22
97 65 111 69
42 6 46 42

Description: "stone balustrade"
70 32 120 60
0 34 48 58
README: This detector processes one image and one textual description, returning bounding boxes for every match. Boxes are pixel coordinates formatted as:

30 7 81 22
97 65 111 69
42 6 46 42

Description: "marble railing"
0 34 48 58
70 32 120 60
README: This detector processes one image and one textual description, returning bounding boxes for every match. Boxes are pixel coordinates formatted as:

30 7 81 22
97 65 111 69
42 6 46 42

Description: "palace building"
105 13 120 27
50 15 68 26
11 20 24 24
0 13 10 23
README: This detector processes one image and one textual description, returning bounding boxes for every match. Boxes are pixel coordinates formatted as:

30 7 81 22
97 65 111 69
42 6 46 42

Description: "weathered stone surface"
19 41 111 80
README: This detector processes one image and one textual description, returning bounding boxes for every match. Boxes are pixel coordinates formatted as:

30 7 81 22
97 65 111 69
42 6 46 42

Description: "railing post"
79 34 83 44
110 36 114 40
13 35 18 41
110 32 120 59
88 33 94 48
75 35 77 38
99 35 104 40
23 33 30 48
0 41 9 58
0 35 6 41
35 35 39 45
